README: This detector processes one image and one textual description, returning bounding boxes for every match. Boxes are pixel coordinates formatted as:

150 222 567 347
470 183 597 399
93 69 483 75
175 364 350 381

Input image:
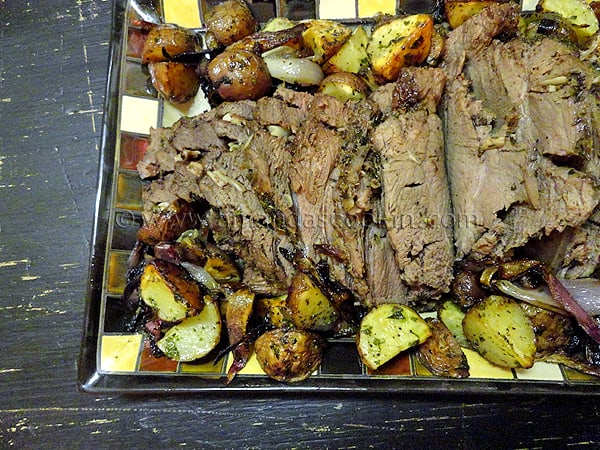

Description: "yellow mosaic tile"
106 250 129 295
358 0 396 18
115 172 143 210
514 361 564 381
181 357 226 374
120 95 159 135
162 88 211 127
163 0 202 28
563 366 599 382
100 334 144 372
226 352 266 376
318 0 356 19
462 348 514 379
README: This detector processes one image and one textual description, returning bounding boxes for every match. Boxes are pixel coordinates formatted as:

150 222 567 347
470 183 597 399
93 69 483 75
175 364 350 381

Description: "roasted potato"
357 304 431 370
148 62 201 104
254 329 325 382
444 1 500 29
538 0 599 43
141 24 197 64
318 72 370 102
207 49 272 101
367 14 434 82
415 318 470 378
137 199 201 246
205 0 257 47
302 20 353 64
322 25 369 75
462 295 537 368
139 259 203 322
437 299 469 347
157 296 222 361
255 295 293 328
287 271 338 332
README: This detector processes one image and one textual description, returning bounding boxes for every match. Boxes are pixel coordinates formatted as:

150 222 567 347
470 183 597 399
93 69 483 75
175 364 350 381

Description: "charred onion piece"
415 318 469 378
542 266 600 344
225 288 255 383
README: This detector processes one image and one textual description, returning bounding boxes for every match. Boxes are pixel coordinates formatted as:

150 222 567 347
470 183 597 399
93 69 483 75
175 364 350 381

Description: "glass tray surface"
78 0 600 394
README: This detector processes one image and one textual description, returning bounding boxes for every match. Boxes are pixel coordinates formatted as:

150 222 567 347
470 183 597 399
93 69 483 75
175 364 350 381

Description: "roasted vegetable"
207 49 272 101
357 304 431 370
141 24 197 63
205 0 257 47
322 25 369 75
156 296 222 361
204 244 241 284
225 288 255 382
226 23 308 55
415 318 470 378
262 46 325 86
318 72 370 102
538 0 599 44
444 1 500 29
438 299 469 347
462 295 537 368
148 62 201 103
287 271 338 332
451 269 487 309
255 295 293 328
367 14 434 82
302 20 353 64
254 329 325 382
137 199 200 246
139 259 203 322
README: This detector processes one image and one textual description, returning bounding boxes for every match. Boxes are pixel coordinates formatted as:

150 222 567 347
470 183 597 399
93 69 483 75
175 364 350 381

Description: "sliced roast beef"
443 5 600 261
372 67 454 300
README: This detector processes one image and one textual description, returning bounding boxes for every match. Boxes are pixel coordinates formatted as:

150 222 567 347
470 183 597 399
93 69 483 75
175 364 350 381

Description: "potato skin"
148 62 201 103
254 329 325 382
205 0 257 47
207 49 272 101
142 24 197 64
318 72 370 102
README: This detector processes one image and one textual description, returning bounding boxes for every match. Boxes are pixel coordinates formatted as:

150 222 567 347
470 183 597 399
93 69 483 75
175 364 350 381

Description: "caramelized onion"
263 47 324 86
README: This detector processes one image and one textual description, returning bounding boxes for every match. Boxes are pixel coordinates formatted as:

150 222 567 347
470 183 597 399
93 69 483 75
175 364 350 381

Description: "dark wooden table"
1 0 599 448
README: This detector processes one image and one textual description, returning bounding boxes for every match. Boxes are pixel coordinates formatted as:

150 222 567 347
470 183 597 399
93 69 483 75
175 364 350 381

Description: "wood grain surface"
1 0 599 448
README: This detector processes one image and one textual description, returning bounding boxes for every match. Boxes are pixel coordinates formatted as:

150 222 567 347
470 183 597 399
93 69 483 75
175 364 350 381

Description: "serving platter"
78 0 600 394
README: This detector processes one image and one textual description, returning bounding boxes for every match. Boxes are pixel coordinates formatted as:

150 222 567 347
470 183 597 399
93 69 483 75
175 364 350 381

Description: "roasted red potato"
254 329 325 382
142 24 197 64
207 49 272 101
205 0 258 47
137 199 200 246
148 62 201 103
139 259 203 322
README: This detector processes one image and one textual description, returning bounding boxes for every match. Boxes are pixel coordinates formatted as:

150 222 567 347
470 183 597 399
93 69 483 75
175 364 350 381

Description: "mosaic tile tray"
78 0 600 394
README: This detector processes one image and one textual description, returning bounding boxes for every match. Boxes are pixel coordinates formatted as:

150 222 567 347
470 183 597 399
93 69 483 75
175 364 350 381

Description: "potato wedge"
139 259 203 323
148 62 201 103
157 297 222 361
367 14 434 82
302 20 352 64
141 24 197 64
254 329 325 382
287 271 338 332
318 72 370 102
538 0 599 42
357 304 431 370
255 295 293 328
444 1 500 29
322 25 369 75
462 295 536 368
